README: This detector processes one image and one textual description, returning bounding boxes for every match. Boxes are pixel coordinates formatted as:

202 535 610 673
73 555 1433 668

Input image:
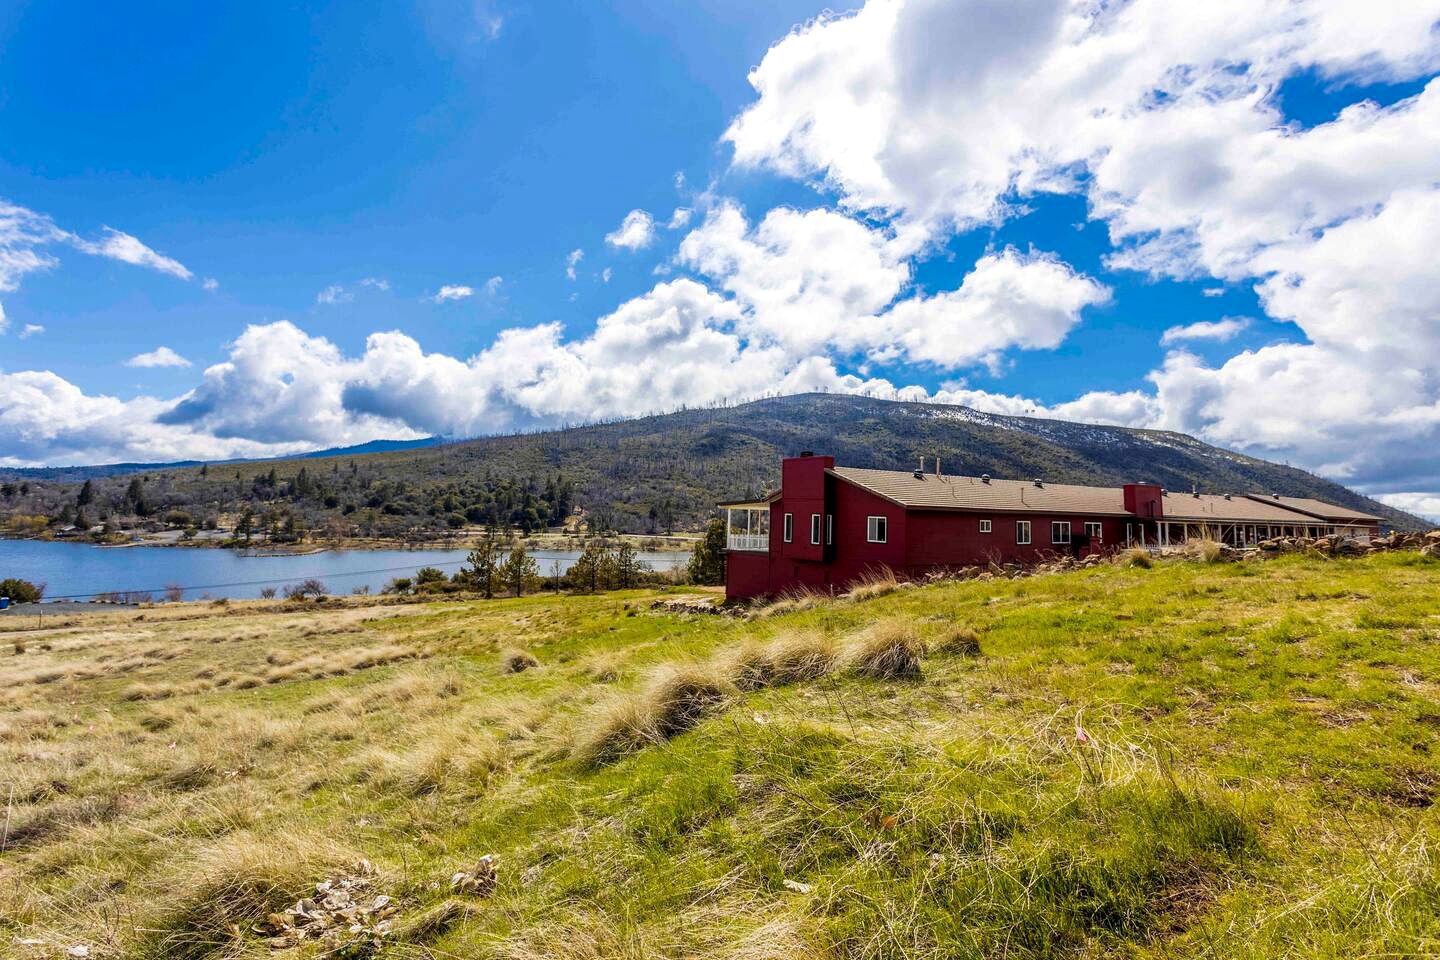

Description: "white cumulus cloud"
605 209 657 251
1160 317 1250 345
126 346 191 368
429 284 475 303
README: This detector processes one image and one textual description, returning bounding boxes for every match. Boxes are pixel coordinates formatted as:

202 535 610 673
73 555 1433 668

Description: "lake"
0 539 688 602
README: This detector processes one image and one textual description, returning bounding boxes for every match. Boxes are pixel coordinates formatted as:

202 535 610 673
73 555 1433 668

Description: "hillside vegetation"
3 550 1439 958
0 393 1420 543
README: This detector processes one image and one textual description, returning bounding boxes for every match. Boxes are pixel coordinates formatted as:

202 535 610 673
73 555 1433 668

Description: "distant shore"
1 529 701 554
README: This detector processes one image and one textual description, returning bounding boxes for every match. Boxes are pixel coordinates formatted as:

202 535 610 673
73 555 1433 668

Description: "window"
1051 521 1071 544
810 513 822 545
826 514 833 546
782 513 793 543
1085 522 1102 540
866 515 888 543
979 519 992 534
1016 520 1031 545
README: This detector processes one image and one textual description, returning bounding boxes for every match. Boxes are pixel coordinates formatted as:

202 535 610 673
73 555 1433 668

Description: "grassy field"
2 551 1439 958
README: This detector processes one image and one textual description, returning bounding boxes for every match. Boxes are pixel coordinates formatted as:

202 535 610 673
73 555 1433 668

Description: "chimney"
935 455 942 478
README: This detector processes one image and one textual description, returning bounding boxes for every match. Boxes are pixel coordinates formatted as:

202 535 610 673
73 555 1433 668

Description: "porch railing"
726 533 769 552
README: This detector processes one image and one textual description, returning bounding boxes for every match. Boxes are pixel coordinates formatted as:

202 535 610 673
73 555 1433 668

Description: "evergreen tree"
615 540 642 588
463 536 500 599
687 518 727 585
236 507 254 544
499 544 538 597
77 479 94 507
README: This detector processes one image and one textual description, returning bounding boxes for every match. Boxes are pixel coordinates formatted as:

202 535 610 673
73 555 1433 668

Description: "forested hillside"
0 393 1420 539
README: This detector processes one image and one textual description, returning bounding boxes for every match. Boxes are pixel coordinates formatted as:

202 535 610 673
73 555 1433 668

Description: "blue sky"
2 1 1439 516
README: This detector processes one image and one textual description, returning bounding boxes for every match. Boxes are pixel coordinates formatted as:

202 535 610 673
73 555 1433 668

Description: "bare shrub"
283 578 328 601
846 621 923 679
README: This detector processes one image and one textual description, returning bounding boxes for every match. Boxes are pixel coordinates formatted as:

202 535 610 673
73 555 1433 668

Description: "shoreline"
0 531 701 554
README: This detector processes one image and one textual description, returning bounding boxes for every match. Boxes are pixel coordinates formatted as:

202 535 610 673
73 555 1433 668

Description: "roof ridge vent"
1033 478 1043 488
981 473 990 484
912 469 925 480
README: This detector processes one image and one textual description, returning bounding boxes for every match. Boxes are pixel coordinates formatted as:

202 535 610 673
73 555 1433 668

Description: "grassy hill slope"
3 550 1439 957
1 393 1422 538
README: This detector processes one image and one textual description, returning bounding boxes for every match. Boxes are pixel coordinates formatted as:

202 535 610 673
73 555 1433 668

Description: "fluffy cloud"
605 209 657 250
678 202 1106 367
1160 317 1250 345
877 249 1109 369
428 284 474 302
679 202 910 354
725 0 1440 491
565 247 583 280
19 323 43 339
126 346 191 369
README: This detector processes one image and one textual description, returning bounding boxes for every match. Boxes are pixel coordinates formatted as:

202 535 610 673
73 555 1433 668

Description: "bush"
0 578 44 604
282 578 327 600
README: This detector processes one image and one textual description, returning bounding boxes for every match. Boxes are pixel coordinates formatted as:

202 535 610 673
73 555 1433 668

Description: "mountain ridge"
2 393 1423 532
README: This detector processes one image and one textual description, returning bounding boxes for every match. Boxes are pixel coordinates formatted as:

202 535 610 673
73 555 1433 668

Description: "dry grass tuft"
502 648 540 673
571 663 736 767
1117 547 1155 568
139 829 362 958
731 631 839 691
843 566 901 603
846 621 923 679
748 588 831 619
928 624 982 657
585 654 621 683
1188 538 1228 564
120 681 178 702
372 734 506 796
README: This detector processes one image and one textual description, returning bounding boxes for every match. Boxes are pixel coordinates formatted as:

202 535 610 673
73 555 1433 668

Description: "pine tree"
77 479 94 507
463 536 500 599
499 544 538 597
615 541 642 588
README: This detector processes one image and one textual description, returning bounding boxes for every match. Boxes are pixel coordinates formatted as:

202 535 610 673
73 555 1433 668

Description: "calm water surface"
0 539 685 602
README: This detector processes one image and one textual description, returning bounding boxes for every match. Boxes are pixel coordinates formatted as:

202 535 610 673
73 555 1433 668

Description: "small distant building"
720 453 1382 600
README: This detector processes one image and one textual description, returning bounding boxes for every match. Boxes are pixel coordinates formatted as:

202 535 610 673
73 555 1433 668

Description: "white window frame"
1016 520 1031 545
826 514 833 546
782 513 793 543
1085 521 1102 541
866 515 888 544
810 513 822 545
1051 521 1071 545
979 518 992 534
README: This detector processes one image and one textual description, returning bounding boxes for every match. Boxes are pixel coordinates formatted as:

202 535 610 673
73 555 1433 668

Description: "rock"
782 879 813 894
450 855 498 897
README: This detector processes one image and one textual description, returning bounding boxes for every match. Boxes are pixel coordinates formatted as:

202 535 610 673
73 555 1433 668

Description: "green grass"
2 551 1439 958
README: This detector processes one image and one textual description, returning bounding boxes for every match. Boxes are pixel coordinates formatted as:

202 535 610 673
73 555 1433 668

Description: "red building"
720 453 1382 601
